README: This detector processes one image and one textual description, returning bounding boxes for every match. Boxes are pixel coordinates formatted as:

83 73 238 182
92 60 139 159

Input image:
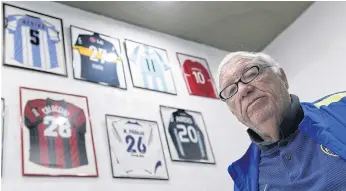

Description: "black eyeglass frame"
219 63 275 101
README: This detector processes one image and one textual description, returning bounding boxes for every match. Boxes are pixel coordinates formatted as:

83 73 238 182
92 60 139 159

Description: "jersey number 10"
192 71 205 84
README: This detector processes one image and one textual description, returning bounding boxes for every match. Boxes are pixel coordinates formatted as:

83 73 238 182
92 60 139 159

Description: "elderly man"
217 51 346 191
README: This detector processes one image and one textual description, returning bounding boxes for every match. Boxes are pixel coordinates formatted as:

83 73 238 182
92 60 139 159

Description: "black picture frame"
124 39 177 95
105 114 170 180
159 105 216 164
2 3 68 77
70 25 128 90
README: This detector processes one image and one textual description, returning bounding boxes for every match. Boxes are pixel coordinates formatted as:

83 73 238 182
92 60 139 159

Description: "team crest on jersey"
320 145 338 157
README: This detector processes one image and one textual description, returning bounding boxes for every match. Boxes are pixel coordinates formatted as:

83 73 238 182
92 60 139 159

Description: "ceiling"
59 1 313 52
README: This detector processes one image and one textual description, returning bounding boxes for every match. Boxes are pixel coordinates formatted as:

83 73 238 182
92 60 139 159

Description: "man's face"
219 57 290 138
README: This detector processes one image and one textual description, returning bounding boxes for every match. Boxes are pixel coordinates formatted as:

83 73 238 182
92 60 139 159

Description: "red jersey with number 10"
182 60 217 98
24 98 88 169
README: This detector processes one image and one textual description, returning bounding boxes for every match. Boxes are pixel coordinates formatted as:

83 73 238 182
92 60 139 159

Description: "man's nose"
238 82 254 99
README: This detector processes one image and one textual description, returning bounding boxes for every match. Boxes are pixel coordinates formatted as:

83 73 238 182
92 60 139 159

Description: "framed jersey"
105 115 169 180
20 87 98 177
177 53 217 99
160 106 216 164
71 26 127 89
124 39 177 94
3 4 67 76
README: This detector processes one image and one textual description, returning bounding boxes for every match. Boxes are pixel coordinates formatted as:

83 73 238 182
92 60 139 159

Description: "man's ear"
279 68 289 89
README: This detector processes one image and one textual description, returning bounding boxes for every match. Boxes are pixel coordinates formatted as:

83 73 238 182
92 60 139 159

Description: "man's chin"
248 110 272 126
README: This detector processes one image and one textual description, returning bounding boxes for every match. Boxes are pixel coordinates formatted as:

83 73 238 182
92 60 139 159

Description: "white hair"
216 51 281 92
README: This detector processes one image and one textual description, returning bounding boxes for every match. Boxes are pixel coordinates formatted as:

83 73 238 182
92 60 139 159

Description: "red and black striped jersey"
24 98 88 169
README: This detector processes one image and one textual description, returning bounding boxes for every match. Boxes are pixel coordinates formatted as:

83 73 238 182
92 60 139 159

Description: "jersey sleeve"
168 113 185 158
73 35 85 53
70 105 87 134
105 42 121 63
182 60 192 76
159 54 170 71
24 100 43 129
196 129 208 160
5 15 21 34
168 114 178 145
43 20 60 43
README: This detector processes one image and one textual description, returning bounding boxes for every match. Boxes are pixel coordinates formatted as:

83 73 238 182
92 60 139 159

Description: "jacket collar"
228 93 346 190
247 95 303 151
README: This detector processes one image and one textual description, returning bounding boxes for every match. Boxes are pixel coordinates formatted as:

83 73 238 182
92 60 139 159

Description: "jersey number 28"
43 116 71 138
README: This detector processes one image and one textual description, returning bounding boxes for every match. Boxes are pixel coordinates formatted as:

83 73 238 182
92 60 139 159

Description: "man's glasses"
219 63 274 101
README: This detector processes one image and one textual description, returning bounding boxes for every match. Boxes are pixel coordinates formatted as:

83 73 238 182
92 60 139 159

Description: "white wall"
264 2 346 101
1 1 252 191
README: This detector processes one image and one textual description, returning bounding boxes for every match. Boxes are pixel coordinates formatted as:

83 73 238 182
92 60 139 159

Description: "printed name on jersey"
41 105 70 116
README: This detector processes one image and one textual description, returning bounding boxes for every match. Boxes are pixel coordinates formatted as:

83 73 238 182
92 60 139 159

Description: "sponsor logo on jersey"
89 37 96 43
320 144 338 157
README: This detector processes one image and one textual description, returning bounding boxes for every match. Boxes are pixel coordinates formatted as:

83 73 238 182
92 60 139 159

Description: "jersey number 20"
176 124 198 143
43 116 71 138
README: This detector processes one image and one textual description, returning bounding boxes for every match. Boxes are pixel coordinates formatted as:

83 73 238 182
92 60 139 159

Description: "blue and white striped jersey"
6 15 60 68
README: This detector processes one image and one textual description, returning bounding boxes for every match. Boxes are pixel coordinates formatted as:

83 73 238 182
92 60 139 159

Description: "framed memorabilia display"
1 98 5 175
105 115 169 180
20 87 98 177
3 4 67 76
124 39 177 94
160 106 215 164
70 25 127 89
176 53 217 99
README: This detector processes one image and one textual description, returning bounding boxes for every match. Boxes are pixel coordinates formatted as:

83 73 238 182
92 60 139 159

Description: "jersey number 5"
30 29 40 45
43 116 71 138
176 124 198 143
